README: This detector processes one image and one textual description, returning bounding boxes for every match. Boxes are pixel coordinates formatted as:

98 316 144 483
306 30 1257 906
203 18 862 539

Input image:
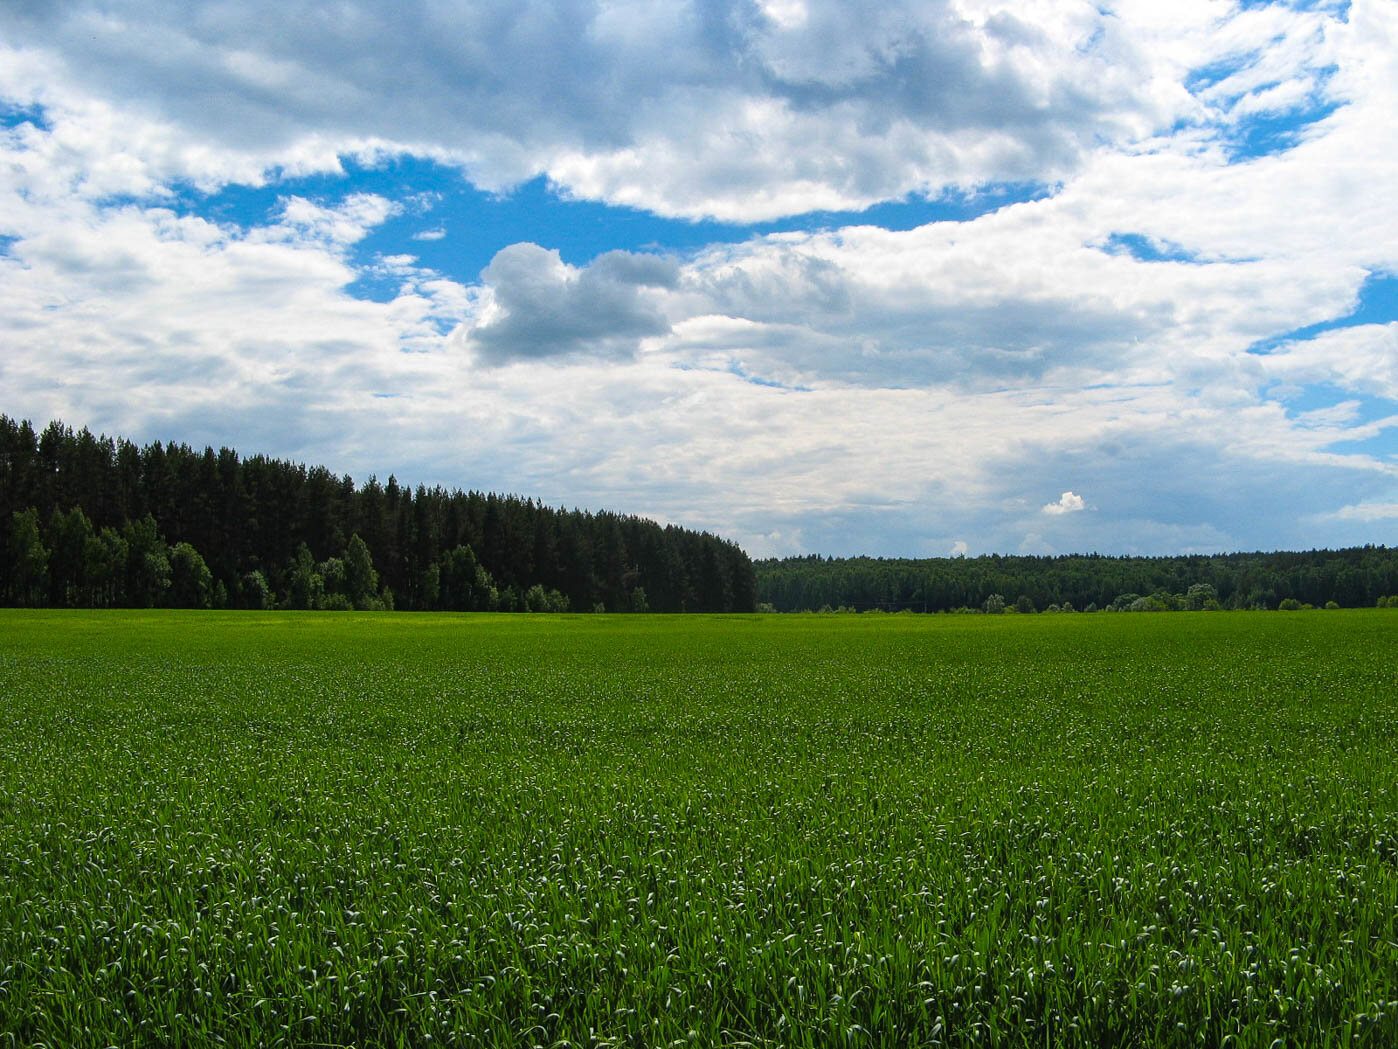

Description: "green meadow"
0 610 1395 1047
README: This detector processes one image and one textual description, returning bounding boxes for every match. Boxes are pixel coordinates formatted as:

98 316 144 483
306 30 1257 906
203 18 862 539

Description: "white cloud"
1260 324 1398 401
1326 503 1398 522
0 1 1394 555
1042 491 1086 515
461 245 679 364
0 0 1238 221
258 193 400 247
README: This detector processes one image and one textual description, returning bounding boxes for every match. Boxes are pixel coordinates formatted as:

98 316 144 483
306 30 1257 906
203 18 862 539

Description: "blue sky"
0 0 1394 557
164 157 1051 300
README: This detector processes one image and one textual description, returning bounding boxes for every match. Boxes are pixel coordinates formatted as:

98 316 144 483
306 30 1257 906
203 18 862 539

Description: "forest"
0 416 756 613
6 413 1396 617
756 549 1398 613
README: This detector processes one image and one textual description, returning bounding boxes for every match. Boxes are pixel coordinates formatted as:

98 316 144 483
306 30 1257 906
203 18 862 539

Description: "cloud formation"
463 245 679 364
1043 492 1086 516
0 0 1393 557
0 0 1217 220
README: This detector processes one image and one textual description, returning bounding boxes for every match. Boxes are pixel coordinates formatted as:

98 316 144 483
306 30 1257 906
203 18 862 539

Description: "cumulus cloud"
0 0 1216 220
1042 491 1086 516
461 245 679 365
0 1 1394 556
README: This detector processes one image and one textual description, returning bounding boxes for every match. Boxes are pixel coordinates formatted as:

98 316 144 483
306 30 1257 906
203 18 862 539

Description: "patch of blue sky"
1270 383 1397 458
1235 0 1351 16
0 101 49 132
1222 88 1341 162
345 272 407 305
1101 232 1204 264
1183 53 1254 97
1280 384 1392 422
1181 27 1342 166
1248 272 1398 355
1323 433 1398 460
725 361 810 393
167 154 1050 301
0 235 18 256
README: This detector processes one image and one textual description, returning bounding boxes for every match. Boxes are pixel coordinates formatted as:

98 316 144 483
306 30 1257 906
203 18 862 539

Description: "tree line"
0 416 756 613
756 549 1398 613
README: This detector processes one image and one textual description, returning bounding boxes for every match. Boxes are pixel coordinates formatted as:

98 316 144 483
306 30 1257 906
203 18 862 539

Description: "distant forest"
0 416 756 613
7 414 1396 617
757 550 1398 613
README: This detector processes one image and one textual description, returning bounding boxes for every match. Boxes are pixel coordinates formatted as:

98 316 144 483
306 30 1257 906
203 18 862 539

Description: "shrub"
240 571 272 610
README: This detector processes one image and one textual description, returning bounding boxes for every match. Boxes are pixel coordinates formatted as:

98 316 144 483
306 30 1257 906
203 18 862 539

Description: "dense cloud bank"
0 1 1394 556
0 0 1179 220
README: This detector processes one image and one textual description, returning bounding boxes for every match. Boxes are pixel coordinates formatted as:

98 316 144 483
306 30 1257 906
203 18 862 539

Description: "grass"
0 609 1395 1047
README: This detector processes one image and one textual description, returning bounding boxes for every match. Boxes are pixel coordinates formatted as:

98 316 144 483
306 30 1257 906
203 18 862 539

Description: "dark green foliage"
168 542 213 609
122 515 171 608
5 509 48 606
758 547 1398 613
0 415 755 612
343 533 379 610
1185 581 1218 611
238 570 272 610
82 527 126 608
438 543 495 611
286 544 324 610
523 582 569 612
0 611 1395 1046
45 506 92 606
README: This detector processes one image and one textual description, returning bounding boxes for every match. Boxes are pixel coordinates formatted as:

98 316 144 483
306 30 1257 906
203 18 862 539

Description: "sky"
0 0 1395 559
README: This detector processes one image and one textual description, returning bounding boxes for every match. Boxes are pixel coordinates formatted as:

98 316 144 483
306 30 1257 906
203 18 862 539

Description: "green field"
1 610 1395 1047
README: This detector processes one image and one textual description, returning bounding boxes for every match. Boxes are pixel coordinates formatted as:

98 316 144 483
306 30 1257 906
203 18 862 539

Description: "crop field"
0 610 1396 1047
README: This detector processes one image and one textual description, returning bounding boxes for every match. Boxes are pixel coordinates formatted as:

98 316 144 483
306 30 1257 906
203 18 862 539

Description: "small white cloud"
261 193 400 247
758 0 808 30
1042 491 1086 515
1327 502 1398 522
950 539 969 557
413 228 446 241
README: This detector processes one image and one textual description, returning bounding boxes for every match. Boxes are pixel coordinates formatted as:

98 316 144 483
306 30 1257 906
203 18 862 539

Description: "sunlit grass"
0 610 1395 1046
